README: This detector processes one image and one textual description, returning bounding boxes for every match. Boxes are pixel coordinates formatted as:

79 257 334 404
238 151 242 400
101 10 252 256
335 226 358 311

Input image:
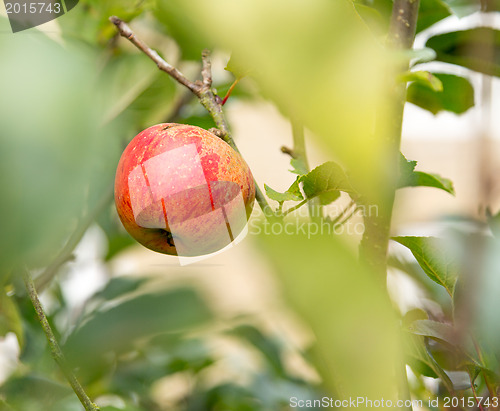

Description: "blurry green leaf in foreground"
64 283 213 380
160 0 394 202
392 236 458 297
0 19 121 277
426 28 500 77
256 229 401 400
406 73 474 115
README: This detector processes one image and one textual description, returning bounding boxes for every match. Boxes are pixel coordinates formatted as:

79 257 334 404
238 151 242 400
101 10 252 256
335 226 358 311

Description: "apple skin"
114 123 255 257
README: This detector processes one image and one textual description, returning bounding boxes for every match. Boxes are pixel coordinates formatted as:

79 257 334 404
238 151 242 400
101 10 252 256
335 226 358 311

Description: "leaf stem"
22 268 99 411
221 77 241 105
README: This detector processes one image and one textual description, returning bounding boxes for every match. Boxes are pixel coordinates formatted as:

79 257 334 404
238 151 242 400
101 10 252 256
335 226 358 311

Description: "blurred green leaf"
392 236 459 297
0 375 72 411
426 28 500 77
407 319 458 347
229 324 286 377
406 73 474 114
257 229 402 401
417 0 452 33
0 24 121 277
59 0 149 44
91 276 149 303
442 0 480 17
162 0 393 204
264 178 303 205
225 53 252 78
153 2 212 60
0 290 23 348
64 286 213 380
352 3 386 34
352 0 392 32
399 70 443 92
100 53 161 125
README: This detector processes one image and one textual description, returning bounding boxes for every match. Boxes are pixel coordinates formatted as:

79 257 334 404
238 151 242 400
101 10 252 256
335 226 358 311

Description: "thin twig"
109 16 276 221
201 49 212 88
110 16 200 95
22 269 99 411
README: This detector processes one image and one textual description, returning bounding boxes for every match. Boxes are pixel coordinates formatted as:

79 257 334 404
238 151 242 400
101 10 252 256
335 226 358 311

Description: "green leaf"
409 171 455 194
442 0 480 17
392 236 459 297
64 286 213 380
399 153 455 195
257 226 402 400
399 70 443 92
426 28 500 77
100 54 161 125
398 158 454 196
406 73 474 115
353 3 386 34
299 161 356 205
229 324 286 376
417 0 452 33
153 3 212 60
407 319 458 347
225 52 252 78
0 289 23 347
290 158 309 176
265 178 304 204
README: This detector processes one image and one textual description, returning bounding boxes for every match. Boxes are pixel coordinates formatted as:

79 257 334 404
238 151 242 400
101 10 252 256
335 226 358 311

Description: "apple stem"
22 268 100 411
110 16 278 221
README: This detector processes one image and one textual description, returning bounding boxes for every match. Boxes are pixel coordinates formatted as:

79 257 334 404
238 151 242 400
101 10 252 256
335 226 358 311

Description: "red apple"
114 123 255 257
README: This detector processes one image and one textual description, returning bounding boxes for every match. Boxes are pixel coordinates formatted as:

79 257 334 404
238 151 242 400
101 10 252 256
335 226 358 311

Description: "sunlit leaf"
299 161 356 205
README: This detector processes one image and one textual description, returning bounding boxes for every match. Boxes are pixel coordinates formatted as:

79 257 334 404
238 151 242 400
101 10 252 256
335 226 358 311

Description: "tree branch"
109 16 200 95
109 16 276 220
358 2 420 411
22 268 99 411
